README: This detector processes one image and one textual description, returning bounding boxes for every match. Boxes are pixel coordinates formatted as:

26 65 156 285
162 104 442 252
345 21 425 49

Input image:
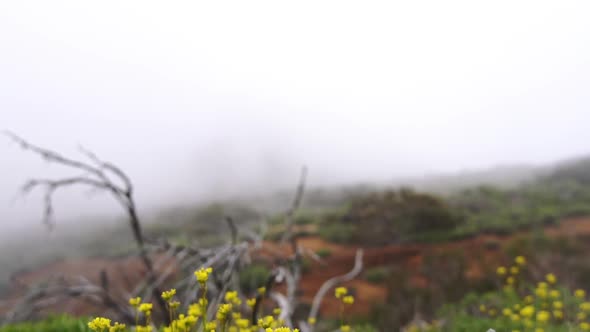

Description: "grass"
0 315 91 332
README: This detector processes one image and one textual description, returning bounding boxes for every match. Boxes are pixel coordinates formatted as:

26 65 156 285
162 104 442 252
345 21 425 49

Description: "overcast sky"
1 1 590 231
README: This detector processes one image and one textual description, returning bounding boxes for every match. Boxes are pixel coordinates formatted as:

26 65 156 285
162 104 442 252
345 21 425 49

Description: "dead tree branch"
5 132 169 323
276 166 307 324
306 249 364 331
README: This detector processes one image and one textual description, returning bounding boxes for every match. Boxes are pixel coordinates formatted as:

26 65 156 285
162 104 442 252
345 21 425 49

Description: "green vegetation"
318 223 355 243
364 266 389 284
238 263 272 293
148 203 264 247
315 248 332 258
0 315 90 332
310 158 590 245
421 255 590 332
316 188 463 245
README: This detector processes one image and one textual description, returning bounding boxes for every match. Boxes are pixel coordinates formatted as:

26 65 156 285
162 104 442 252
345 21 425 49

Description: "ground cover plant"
403 255 590 332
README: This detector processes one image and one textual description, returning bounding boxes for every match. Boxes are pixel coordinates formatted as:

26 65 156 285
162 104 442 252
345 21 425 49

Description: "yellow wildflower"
88 317 111 331
520 305 535 318
576 289 587 299
161 289 176 302
497 266 507 276
129 297 141 307
546 273 557 284
216 303 232 321
194 267 213 284
247 298 257 308
205 321 217 331
515 256 526 265
188 303 203 317
109 322 126 332
136 327 153 332
236 318 250 328
506 276 515 285
343 295 354 305
225 291 241 305
139 303 153 314
335 287 348 299
536 287 548 298
536 310 550 323
258 315 275 328
169 301 180 309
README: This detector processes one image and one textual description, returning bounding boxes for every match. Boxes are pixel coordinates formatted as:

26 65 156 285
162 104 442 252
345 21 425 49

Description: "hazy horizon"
2 1 590 232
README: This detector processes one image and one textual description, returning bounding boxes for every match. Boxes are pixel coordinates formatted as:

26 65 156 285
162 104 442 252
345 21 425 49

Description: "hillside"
3 154 590 330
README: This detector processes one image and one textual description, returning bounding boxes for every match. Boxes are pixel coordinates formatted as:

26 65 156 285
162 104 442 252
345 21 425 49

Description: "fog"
1 1 590 233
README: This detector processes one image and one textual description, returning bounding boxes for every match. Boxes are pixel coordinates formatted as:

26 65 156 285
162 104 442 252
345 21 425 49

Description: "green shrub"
318 223 355 243
238 264 271 293
316 248 332 258
294 212 318 225
365 266 390 284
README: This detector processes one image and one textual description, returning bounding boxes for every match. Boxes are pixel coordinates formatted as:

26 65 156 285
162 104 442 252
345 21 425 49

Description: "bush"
316 248 332 258
365 266 389 284
318 223 355 243
238 264 271 293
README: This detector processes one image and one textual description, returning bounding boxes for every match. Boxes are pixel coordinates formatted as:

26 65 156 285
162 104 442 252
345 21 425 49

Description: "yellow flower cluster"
194 267 213 285
334 286 355 332
88 317 126 332
128 297 141 307
89 266 316 332
161 288 176 302
335 286 348 299
477 255 590 331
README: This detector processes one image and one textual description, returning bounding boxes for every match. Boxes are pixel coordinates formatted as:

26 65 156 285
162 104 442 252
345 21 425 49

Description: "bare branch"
20 177 113 229
5 131 104 176
225 216 238 245
5 133 169 323
270 291 293 327
273 166 309 322
307 249 364 330
281 166 308 245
